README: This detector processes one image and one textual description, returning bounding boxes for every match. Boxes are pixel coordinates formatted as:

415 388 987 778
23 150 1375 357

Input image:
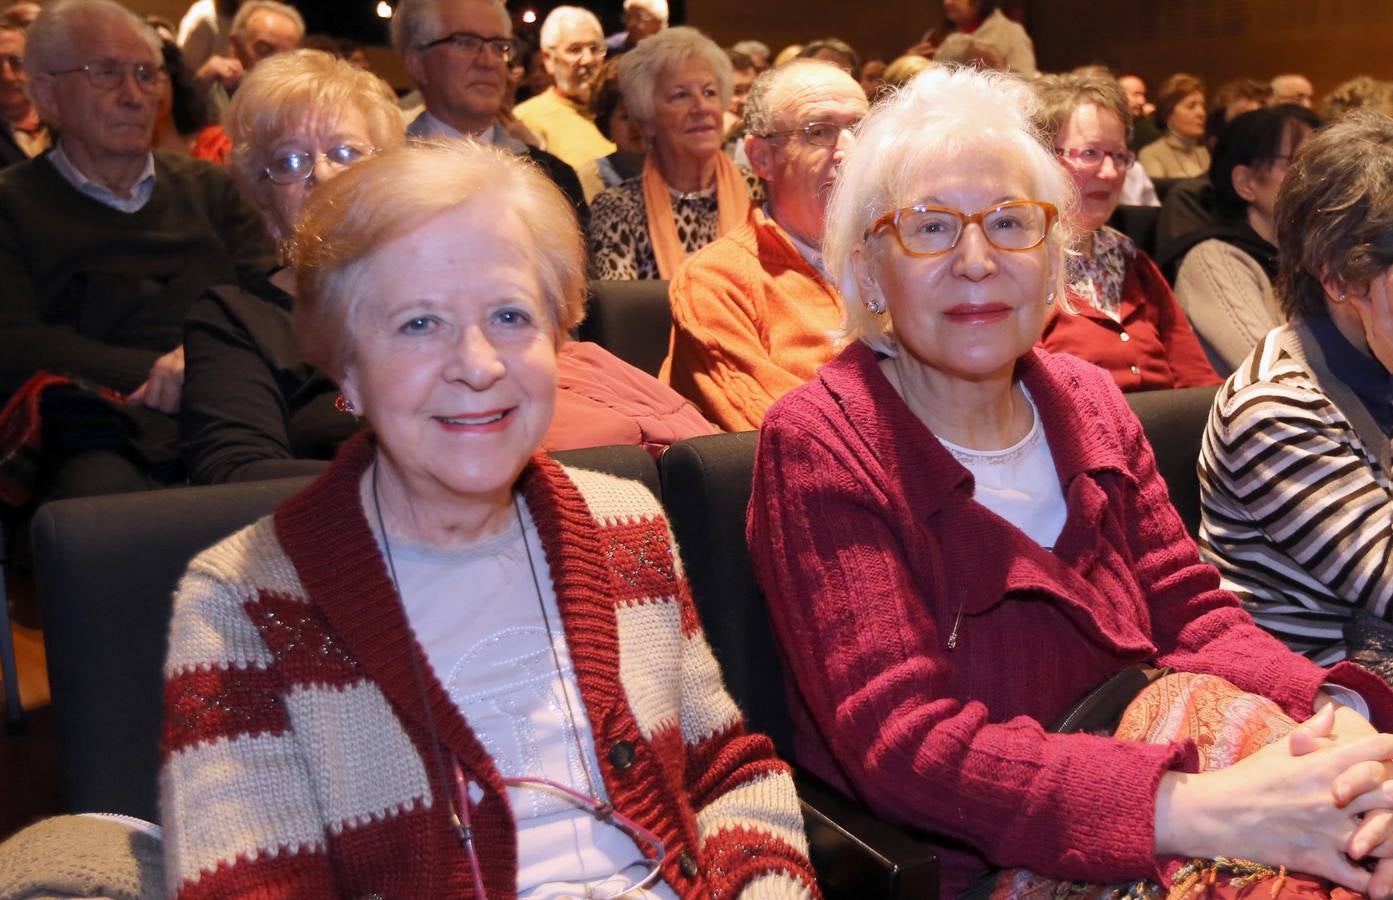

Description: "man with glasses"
0 22 48 168
0 0 273 498
663 60 867 430
512 5 615 172
393 0 586 224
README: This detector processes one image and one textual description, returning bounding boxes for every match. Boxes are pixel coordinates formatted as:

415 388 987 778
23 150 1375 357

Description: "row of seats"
23 384 1217 898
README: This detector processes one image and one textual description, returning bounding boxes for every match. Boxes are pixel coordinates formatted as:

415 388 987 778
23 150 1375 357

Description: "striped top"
1198 319 1393 664
159 433 817 899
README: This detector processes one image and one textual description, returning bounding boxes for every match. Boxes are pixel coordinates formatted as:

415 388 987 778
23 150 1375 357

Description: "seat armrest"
796 771 939 899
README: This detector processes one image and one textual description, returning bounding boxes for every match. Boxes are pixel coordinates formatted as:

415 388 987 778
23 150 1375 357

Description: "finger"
1291 703 1338 754
1344 781 1393 816
1321 733 1393 773
1335 760 1393 807
1349 809 1393 858
1369 855 1393 900
126 382 148 404
1317 852 1374 896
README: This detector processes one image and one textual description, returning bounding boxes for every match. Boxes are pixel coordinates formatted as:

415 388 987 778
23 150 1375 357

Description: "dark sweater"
180 277 357 485
0 149 275 395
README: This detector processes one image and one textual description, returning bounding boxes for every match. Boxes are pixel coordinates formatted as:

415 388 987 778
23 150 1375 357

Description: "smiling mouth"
436 411 508 426
945 303 1012 323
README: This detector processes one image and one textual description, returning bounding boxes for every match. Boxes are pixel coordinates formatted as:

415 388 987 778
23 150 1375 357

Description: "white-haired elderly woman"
587 25 757 280
747 66 1393 899
178 48 403 485
159 139 814 898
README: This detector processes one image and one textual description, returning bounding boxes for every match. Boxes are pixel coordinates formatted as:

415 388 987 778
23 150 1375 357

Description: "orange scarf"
641 153 750 279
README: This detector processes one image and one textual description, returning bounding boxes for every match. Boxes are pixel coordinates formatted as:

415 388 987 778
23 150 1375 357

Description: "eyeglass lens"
894 203 1051 254
266 144 373 184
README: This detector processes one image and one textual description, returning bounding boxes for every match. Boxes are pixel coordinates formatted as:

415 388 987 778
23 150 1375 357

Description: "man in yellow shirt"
513 6 615 172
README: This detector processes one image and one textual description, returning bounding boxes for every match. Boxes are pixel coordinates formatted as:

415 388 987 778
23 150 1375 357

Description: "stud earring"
865 295 886 315
335 394 356 415
1045 288 1056 306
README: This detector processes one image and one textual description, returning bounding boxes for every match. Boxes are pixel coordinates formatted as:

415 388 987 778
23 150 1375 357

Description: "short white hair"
624 0 668 21
823 65 1078 355
230 0 304 40
390 0 510 61
539 5 602 51
24 0 160 120
618 26 731 135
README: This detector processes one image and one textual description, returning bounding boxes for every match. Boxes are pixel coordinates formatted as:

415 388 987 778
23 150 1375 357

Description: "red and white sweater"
159 434 817 899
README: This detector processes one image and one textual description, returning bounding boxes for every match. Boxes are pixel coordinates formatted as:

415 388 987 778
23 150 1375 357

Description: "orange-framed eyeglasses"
865 200 1058 258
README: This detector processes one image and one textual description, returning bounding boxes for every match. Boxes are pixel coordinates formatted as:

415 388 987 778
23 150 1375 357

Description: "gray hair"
539 5 602 51
390 0 509 61
24 0 159 119
744 58 844 137
731 39 769 62
230 0 305 41
1275 110 1393 319
623 0 668 21
617 26 732 136
1032 72 1133 144
824 65 1077 355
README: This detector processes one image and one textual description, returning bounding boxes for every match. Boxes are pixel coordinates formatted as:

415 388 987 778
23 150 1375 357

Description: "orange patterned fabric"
989 673 1363 900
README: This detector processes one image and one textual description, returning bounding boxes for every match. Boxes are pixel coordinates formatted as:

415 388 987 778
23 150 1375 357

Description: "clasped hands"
1157 701 1393 898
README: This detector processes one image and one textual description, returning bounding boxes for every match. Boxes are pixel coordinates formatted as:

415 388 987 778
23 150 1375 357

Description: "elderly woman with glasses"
1033 73 1219 392
747 66 1393 899
181 49 712 485
587 26 757 280
160 139 816 898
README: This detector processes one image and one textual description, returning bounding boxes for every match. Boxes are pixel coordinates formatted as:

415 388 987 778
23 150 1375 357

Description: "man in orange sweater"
662 60 866 430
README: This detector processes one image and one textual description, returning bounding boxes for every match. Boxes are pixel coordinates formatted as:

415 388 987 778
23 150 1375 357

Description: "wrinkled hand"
127 346 184 414
1156 705 1393 895
195 54 243 91
1346 274 1393 374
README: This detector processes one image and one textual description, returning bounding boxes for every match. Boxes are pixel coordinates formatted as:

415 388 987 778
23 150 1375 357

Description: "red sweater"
1040 250 1220 392
747 342 1393 894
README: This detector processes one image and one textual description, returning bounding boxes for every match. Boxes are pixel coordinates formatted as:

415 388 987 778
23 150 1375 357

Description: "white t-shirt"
367 491 677 899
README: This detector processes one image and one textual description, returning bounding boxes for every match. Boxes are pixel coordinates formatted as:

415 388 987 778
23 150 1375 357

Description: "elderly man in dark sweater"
0 0 273 498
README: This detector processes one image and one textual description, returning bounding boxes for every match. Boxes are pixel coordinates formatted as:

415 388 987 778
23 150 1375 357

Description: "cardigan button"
608 740 636 770
678 849 700 878
1120 332 1131 342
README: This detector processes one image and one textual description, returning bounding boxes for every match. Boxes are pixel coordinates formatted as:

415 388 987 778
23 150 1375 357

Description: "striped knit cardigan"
1198 318 1393 664
159 434 818 899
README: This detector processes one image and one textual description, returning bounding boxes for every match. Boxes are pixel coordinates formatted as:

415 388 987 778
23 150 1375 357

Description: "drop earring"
1045 288 1056 306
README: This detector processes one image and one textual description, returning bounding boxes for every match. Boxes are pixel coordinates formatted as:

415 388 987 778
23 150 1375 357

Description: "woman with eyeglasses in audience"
747 66 1393 899
161 138 816 898
1169 104 1321 375
1034 73 1219 392
181 49 711 485
1200 112 1393 681
587 26 757 280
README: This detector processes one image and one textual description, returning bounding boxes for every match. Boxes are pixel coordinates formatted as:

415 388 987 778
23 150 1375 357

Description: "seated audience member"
394 0 587 224
1034 73 1219 392
512 6 615 172
176 0 236 77
183 50 709 484
0 21 49 168
150 23 207 153
0 0 273 499
1323 75 1393 121
747 65 1393 899
1200 111 1393 671
1207 78 1272 147
605 0 666 56
858 57 885 99
1271 72 1315 108
577 60 644 201
160 139 813 897
1138 72 1209 179
1119 72 1161 149
881 52 931 92
1073 66 1159 207
933 0 1036 76
1170 105 1320 374
731 38 770 72
189 0 303 163
589 27 756 280
723 47 755 146
797 37 859 77
663 60 863 430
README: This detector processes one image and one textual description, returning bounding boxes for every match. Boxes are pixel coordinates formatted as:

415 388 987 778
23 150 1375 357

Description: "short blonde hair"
292 140 586 380
881 54 932 91
224 49 405 226
824 65 1077 355
618 26 731 137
